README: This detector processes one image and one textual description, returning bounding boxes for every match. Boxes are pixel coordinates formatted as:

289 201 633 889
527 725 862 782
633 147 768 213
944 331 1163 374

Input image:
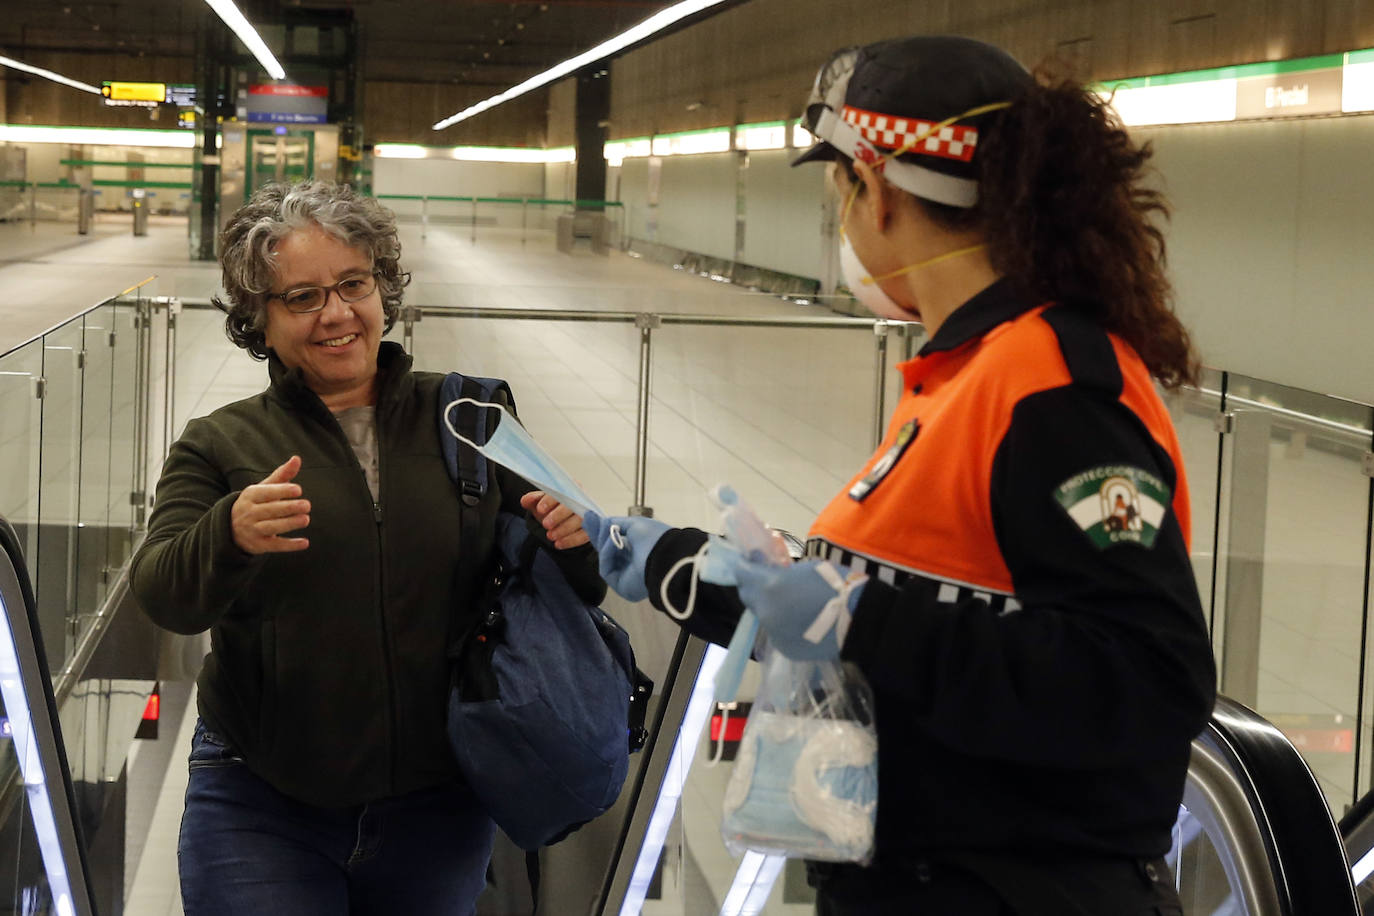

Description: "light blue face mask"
721 709 877 862
442 397 604 519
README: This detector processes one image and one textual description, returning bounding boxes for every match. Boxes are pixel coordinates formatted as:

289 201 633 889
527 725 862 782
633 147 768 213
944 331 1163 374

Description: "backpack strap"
440 370 514 660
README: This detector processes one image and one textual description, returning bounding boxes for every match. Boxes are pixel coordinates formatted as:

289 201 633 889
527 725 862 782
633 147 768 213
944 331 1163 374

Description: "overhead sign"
103 81 166 103
240 84 329 124
100 82 197 110
1235 67 1343 119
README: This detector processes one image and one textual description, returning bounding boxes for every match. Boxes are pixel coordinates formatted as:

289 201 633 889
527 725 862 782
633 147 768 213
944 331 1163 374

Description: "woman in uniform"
584 35 1215 916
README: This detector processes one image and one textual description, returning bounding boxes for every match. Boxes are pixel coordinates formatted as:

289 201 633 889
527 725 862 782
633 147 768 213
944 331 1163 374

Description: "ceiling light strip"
0 55 101 95
1102 46 1374 125
0 124 198 149
203 0 287 81
433 0 732 131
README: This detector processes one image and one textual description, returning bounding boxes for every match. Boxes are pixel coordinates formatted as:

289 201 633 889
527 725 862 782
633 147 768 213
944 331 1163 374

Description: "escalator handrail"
1198 694 1359 914
0 518 97 916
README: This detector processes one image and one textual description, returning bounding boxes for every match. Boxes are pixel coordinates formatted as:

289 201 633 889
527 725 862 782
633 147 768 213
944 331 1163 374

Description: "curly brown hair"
212 180 410 360
851 71 1199 388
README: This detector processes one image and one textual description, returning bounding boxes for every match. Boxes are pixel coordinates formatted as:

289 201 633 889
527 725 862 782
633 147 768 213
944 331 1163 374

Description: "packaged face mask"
721 709 878 862
442 397 603 518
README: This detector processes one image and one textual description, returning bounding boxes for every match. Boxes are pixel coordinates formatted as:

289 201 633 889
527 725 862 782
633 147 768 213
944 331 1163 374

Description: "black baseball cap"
794 36 1032 207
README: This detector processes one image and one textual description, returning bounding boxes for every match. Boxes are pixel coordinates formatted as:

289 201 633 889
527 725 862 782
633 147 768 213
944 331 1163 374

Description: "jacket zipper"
371 418 398 797
325 402 397 797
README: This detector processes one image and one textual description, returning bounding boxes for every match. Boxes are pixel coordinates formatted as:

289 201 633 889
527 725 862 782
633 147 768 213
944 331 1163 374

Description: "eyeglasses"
269 273 377 314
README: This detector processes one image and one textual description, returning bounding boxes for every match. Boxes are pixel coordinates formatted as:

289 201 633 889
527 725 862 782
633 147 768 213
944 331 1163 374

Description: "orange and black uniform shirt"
643 278 1217 865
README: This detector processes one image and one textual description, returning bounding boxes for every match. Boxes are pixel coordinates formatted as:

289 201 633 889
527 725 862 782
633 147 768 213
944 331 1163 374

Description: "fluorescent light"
433 0 732 131
0 592 78 916
647 128 731 157
604 138 652 165
1343 60 1374 112
1104 79 1238 126
720 851 786 915
204 0 287 81
372 143 575 163
452 146 573 163
0 124 197 148
618 643 727 916
0 55 101 95
373 144 428 159
679 130 730 154
1354 845 1374 886
735 123 787 151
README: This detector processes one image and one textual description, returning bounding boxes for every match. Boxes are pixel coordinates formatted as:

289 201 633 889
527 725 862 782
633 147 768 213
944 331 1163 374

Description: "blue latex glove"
582 511 672 603
733 558 867 660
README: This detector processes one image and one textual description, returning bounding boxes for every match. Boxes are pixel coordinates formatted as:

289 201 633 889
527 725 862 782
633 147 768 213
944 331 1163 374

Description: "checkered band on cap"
842 105 979 163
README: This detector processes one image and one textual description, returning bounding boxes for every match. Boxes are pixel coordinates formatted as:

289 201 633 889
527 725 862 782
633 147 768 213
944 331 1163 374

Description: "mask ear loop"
441 396 505 449
704 702 732 768
659 540 710 621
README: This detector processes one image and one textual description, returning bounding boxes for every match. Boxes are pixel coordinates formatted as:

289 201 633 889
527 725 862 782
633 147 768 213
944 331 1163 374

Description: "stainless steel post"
130 299 150 531
470 197 477 244
630 313 661 516
421 196 428 241
28 183 36 231
401 305 421 353
164 298 179 452
872 320 890 449
522 198 528 246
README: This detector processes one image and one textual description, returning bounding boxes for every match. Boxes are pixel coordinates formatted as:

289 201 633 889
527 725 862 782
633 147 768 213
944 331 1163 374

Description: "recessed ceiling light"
433 0 733 131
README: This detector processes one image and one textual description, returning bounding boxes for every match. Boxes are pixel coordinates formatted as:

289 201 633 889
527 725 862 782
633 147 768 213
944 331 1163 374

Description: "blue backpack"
439 373 652 855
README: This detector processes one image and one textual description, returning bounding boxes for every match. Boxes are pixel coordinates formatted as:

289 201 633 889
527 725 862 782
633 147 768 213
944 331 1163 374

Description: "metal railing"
399 303 919 512
375 194 626 244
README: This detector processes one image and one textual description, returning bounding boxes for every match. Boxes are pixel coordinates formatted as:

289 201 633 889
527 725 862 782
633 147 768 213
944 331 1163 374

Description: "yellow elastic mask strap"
882 100 1013 167
840 99 1013 236
863 243 988 286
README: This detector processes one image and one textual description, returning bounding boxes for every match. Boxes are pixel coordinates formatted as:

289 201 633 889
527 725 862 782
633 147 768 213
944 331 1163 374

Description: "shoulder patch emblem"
1054 465 1171 550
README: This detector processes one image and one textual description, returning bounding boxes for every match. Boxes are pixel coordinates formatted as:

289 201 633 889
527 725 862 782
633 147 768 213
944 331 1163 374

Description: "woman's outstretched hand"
231 456 311 555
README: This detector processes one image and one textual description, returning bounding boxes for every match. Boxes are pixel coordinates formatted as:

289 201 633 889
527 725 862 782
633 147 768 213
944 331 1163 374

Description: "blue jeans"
178 719 495 916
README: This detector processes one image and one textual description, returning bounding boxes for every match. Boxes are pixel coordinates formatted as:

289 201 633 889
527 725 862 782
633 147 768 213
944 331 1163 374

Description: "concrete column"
574 65 610 206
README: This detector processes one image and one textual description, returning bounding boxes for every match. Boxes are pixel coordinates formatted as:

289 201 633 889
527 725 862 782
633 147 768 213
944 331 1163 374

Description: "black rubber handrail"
1198 695 1359 914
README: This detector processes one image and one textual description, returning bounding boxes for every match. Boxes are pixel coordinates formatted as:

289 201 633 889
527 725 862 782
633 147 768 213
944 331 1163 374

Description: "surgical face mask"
721 710 877 861
442 397 603 518
838 178 988 320
839 232 907 320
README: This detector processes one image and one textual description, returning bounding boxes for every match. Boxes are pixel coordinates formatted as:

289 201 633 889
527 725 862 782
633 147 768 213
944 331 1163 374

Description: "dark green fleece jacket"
131 342 603 808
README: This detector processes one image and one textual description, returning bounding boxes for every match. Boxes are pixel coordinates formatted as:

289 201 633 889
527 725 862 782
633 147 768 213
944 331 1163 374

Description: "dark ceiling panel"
0 1 690 84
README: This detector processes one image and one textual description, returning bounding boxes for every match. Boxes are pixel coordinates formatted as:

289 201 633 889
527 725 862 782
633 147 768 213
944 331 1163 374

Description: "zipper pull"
373 501 382 524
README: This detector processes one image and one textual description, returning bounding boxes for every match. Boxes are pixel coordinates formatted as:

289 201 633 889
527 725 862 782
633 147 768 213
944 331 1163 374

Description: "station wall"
1144 115 1374 404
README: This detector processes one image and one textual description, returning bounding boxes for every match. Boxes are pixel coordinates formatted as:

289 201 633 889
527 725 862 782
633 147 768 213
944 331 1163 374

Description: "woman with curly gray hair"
131 180 601 915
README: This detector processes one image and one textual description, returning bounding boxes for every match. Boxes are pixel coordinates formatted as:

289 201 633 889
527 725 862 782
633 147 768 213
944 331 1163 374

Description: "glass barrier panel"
1222 373 1374 814
406 311 645 521
174 304 266 437
37 318 85 668
32 186 80 224
643 318 879 533
0 343 43 597
0 184 24 222
632 318 880 914
76 306 116 626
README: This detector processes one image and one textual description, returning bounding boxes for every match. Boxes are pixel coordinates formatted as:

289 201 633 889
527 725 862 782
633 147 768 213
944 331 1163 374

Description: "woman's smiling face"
262 223 384 410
